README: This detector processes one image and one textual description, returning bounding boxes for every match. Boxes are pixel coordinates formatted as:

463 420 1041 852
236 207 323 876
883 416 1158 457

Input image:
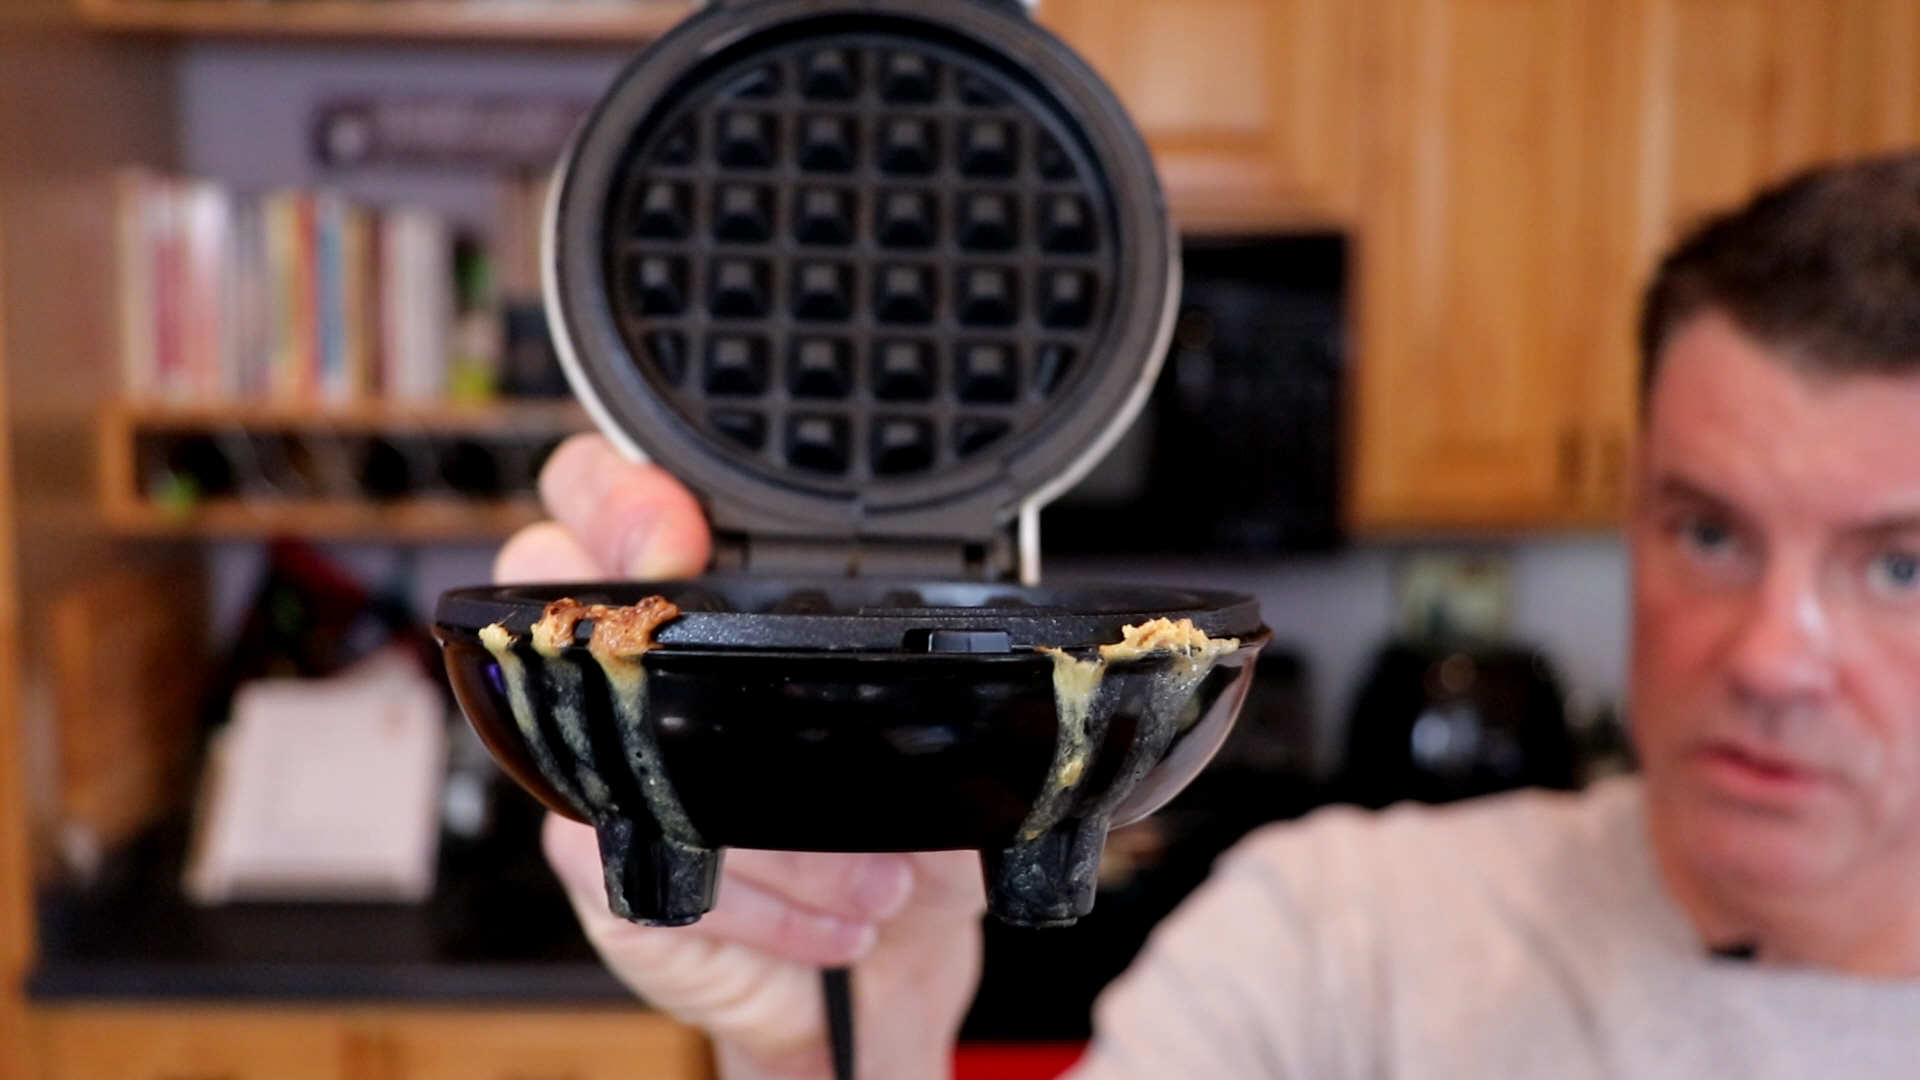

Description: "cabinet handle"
1558 426 1585 498
1597 428 1627 496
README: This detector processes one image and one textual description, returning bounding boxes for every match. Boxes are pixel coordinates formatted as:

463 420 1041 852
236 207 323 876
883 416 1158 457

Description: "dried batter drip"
1100 616 1240 663
481 621 594 813
1017 649 1105 840
1014 618 1240 844
482 596 702 848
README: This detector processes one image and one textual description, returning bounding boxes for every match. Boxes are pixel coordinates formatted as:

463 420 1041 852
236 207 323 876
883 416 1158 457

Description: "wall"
182 40 1635 771
180 40 631 223
1052 534 1630 772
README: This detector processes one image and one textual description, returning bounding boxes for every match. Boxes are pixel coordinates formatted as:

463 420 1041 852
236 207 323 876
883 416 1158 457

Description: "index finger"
539 433 712 580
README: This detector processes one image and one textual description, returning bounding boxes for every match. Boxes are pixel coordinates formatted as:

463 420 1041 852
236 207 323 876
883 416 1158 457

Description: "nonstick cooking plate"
547 0 1177 577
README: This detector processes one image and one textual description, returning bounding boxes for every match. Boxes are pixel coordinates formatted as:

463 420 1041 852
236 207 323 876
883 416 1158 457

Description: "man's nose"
1725 561 1836 702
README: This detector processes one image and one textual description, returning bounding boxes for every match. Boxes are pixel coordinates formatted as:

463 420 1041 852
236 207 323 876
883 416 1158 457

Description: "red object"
954 1042 1087 1079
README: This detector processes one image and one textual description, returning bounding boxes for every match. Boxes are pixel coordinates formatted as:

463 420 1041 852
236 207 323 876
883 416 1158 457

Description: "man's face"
1631 312 1920 899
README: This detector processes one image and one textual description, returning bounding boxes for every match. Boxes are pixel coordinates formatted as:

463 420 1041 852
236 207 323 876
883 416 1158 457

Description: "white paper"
186 649 447 903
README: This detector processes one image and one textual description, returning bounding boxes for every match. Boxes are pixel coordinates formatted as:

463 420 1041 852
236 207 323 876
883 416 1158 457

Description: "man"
494 152 1920 1078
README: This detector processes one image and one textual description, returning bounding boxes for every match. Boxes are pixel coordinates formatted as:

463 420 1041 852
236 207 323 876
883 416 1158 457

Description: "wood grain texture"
1349 0 1920 532
32 1006 714 1080
34 1007 350 1080
1040 0 1363 228
1350 0 1620 529
49 560 207 872
0 4 175 1076
372 1009 715 1080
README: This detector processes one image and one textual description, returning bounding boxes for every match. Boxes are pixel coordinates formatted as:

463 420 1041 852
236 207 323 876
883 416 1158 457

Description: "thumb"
538 434 711 579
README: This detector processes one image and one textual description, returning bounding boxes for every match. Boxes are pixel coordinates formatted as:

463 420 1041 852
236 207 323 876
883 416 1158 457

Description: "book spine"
229 194 271 400
314 192 349 404
151 176 184 401
266 190 321 402
381 208 451 402
117 172 470 408
115 168 159 400
179 179 231 401
341 203 376 402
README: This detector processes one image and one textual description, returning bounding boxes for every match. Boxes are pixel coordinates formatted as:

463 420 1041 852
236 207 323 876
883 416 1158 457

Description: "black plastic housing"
435 578 1266 926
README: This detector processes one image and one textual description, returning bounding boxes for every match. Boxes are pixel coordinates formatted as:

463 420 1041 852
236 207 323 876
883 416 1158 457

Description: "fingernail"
624 530 698 580
851 856 912 917
622 525 673 579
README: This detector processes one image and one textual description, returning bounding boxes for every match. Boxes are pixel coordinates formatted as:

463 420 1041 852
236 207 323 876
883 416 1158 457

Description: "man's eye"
1868 550 1920 595
1679 516 1734 555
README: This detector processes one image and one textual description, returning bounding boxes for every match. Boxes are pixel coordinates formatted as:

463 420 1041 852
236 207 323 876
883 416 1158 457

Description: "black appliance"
433 6 1280 1068
433 0 1276 930
1044 233 1346 555
1338 638 1577 808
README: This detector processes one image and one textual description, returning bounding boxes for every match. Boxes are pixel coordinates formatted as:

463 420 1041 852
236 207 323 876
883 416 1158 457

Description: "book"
114 173 466 406
115 168 160 399
380 207 453 401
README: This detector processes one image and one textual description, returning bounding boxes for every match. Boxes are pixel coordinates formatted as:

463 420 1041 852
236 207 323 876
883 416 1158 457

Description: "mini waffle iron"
434 0 1270 931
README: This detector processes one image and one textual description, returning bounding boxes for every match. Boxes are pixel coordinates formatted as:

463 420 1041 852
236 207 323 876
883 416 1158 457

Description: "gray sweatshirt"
1073 777 1920 1079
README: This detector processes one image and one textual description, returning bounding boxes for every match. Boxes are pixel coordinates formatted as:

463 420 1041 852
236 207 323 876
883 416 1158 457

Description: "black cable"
823 965 855 1080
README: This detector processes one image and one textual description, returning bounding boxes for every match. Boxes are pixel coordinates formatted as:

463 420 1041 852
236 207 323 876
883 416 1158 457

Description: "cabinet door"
1038 0 1362 227
1350 0 1637 529
1626 0 1920 249
375 1010 711 1080
34 1007 349 1080
1582 0 1868 531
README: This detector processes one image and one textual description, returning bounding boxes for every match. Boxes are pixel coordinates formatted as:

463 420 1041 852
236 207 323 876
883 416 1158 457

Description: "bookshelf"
73 0 697 42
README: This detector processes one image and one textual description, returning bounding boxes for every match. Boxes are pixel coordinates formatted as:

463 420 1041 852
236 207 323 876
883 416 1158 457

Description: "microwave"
1043 233 1346 555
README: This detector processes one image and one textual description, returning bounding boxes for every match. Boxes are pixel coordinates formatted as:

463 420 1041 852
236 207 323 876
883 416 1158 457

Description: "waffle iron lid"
547 0 1178 557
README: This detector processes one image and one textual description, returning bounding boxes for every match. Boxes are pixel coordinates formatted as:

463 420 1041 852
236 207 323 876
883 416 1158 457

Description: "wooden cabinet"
35 1008 351 1080
376 1010 713 1080
0 6 177 1079
1347 0 1920 531
1347 0 1639 530
32 1006 713 1080
1624 0 1920 243
1037 0 1363 228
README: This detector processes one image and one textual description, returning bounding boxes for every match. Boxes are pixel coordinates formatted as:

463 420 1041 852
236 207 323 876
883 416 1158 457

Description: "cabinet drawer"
376 1010 711 1080
35 1006 349 1080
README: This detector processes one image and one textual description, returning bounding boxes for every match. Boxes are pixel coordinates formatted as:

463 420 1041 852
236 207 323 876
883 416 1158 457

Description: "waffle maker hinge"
710 525 1023 581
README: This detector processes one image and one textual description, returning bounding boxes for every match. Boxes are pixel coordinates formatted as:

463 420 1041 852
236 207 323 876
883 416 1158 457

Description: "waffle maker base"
435 576 1267 927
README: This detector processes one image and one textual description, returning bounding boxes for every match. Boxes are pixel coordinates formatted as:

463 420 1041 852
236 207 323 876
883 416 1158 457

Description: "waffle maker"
433 0 1271 936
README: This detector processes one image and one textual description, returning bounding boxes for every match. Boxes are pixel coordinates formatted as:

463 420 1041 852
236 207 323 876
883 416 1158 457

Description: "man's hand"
495 434 986 1080
494 433 712 584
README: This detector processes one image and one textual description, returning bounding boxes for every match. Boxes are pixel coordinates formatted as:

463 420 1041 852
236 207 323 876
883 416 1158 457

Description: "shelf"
103 496 554 540
73 0 698 43
99 398 591 540
107 397 591 435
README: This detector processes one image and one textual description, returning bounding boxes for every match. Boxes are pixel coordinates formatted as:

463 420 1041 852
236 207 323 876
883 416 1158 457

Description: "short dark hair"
1639 150 1920 398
